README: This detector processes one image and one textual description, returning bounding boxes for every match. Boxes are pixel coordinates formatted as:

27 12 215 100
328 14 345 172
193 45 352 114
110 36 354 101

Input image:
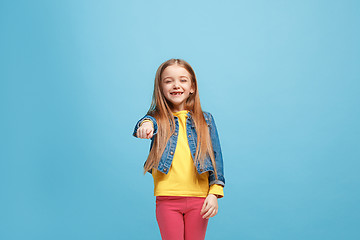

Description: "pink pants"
155 196 209 240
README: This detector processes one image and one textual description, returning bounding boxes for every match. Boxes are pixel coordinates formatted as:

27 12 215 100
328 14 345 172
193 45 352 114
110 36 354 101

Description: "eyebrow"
163 76 189 80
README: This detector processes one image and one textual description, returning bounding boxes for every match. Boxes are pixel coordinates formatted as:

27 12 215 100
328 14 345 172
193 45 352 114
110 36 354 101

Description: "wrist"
208 193 218 198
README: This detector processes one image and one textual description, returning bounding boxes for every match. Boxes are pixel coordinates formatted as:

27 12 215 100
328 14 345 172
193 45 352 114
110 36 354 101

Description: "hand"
136 121 154 139
200 194 218 219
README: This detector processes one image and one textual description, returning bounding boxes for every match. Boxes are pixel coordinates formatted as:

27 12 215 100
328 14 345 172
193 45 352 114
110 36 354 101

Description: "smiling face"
160 64 195 112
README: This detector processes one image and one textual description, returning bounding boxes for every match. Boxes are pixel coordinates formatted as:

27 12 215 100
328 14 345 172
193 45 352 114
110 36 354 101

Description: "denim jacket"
132 111 225 187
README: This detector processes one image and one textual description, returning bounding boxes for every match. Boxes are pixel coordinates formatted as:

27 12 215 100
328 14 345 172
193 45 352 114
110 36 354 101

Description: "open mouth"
170 92 183 95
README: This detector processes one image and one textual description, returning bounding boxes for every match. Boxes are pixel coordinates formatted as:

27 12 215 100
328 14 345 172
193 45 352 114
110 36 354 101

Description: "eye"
181 79 187 82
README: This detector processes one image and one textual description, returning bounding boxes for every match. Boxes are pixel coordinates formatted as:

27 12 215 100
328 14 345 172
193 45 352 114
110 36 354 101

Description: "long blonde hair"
143 58 218 180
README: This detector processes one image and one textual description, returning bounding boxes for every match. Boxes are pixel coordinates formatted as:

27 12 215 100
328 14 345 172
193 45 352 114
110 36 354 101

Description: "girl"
132 58 225 240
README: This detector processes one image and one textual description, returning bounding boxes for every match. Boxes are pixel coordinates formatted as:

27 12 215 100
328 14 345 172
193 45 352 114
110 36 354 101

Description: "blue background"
1 0 359 239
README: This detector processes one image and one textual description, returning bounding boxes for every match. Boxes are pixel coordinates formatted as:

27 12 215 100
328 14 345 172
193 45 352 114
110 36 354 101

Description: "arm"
207 112 225 188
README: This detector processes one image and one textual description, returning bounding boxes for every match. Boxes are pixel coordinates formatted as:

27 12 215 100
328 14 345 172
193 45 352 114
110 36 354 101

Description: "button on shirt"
142 110 224 198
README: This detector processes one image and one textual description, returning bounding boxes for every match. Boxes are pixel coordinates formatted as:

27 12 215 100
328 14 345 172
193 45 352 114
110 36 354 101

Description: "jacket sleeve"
132 114 158 139
207 112 225 188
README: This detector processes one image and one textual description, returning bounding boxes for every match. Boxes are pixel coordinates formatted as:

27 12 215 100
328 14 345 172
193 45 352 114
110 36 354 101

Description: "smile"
170 92 184 95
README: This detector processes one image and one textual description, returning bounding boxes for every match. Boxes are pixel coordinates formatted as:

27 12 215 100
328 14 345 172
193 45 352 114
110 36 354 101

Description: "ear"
190 85 195 94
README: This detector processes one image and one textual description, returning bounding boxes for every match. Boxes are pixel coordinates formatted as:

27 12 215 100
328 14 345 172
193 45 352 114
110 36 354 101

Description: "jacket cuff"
140 119 153 127
209 179 225 188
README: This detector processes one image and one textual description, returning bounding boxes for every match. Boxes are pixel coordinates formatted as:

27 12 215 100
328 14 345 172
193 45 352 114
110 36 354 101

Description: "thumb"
146 128 153 138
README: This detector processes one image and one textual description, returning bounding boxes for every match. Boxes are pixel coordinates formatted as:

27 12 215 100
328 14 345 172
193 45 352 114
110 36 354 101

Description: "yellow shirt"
140 110 224 198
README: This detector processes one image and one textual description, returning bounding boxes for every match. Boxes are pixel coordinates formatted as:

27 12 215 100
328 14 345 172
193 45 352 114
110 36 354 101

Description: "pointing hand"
137 121 154 139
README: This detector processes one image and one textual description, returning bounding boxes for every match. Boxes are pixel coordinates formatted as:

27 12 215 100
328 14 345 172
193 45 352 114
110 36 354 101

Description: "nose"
173 81 180 89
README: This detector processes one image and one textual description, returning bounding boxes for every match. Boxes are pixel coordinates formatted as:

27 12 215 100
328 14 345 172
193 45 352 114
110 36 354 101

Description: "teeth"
171 92 183 95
